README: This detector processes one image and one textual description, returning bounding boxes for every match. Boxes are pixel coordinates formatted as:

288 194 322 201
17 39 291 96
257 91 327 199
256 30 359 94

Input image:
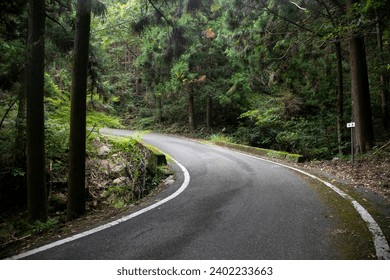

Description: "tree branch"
123 41 138 57
289 1 307 12
0 97 18 130
315 0 336 26
147 0 173 26
259 0 313 33
46 13 68 31
51 0 72 11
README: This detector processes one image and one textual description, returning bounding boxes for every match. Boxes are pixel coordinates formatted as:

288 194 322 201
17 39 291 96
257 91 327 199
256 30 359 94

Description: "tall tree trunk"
135 67 140 96
26 0 47 222
335 41 344 154
349 36 374 153
206 92 212 133
156 93 162 123
67 0 91 220
188 85 196 133
376 14 390 131
15 69 27 166
347 0 374 153
15 69 27 202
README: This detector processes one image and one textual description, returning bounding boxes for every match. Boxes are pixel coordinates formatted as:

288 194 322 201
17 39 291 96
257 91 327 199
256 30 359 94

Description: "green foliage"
3 0 389 211
30 217 60 234
99 136 166 209
0 215 59 251
0 122 17 169
45 120 70 159
109 136 138 154
87 110 122 129
2 0 390 254
0 38 25 89
0 0 27 90
211 140 305 163
208 133 234 144
42 71 122 160
131 116 156 130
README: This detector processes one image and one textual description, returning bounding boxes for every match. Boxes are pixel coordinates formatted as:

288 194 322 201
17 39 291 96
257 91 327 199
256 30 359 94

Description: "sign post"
347 122 355 164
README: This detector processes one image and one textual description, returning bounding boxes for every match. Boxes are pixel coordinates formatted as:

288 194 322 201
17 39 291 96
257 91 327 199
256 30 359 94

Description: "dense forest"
1 0 390 226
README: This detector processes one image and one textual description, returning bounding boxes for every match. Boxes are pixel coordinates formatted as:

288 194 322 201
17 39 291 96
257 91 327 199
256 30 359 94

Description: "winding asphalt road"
20 129 344 259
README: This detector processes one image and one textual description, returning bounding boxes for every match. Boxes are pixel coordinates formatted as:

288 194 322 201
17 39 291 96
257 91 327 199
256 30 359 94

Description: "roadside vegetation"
0 129 171 258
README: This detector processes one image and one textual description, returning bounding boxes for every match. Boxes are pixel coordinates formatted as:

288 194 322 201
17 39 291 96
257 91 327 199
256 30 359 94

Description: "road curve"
21 129 344 259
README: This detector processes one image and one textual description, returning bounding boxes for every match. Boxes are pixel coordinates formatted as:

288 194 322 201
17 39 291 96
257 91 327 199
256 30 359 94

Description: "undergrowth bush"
208 133 235 143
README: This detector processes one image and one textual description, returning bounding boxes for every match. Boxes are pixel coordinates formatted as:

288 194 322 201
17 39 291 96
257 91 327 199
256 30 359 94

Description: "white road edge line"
7 159 190 260
7 131 389 260
235 150 390 260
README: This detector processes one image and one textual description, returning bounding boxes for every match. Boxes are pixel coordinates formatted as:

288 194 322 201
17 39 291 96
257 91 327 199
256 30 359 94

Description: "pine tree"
26 0 47 222
67 0 92 220
347 0 374 153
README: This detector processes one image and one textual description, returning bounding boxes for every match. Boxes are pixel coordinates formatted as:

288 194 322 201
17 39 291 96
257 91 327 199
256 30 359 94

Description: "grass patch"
208 134 235 143
210 140 305 163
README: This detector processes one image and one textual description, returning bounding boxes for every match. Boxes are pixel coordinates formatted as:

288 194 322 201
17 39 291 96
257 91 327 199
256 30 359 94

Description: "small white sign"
347 122 355 128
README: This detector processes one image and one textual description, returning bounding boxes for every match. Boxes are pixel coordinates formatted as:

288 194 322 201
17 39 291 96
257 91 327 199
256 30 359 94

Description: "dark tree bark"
347 0 374 153
376 14 390 131
206 92 212 133
26 0 47 222
67 0 91 220
156 93 162 123
188 85 196 133
15 69 27 200
335 42 344 154
349 36 374 153
15 68 27 158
